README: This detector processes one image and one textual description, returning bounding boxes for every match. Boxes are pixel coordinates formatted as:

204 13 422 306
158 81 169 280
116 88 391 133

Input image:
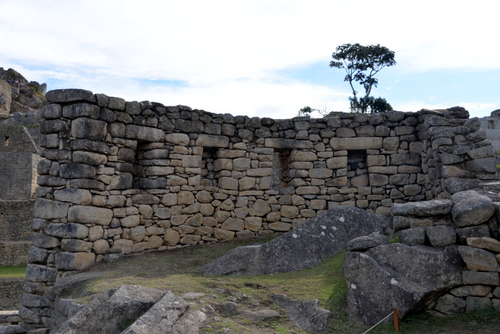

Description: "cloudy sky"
1 0 499 119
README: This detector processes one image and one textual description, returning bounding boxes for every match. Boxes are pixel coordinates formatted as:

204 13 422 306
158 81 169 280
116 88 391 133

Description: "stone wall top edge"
45 89 469 123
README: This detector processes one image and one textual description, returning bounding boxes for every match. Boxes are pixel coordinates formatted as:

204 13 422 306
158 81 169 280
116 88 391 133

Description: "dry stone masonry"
345 189 500 326
18 87 498 330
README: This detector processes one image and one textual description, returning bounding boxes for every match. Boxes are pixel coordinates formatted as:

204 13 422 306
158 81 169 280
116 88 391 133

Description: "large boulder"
451 190 495 227
202 206 383 275
344 244 464 326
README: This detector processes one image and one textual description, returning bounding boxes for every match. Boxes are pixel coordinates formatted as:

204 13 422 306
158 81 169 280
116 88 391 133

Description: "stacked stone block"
20 89 498 330
418 107 496 198
391 190 500 315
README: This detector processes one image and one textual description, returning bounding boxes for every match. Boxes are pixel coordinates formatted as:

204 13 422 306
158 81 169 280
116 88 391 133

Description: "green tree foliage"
298 106 315 117
330 43 396 113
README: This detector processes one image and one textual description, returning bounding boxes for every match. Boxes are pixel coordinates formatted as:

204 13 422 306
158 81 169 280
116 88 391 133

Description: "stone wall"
0 125 40 201
392 191 500 315
0 200 34 266
0 279 23 311
20 88 497 329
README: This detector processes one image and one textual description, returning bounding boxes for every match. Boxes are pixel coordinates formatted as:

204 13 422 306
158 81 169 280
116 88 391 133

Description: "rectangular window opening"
272 149 291 190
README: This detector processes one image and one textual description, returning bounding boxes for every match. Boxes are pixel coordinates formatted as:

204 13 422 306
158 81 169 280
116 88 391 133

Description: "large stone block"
125 124 165 142
451 190 495 227
59 164 96 179
221 218 244 231
33 199 69 219
344 244 463 326
195 134 229 148
330 137 382 150
392 199 452 216
45 223 89 239
62 103 100 119
219 177 238 190
73 151 107 165
46 89 95 103
71 117 107 140
264 138 313 149
165 133 189 146
458 246 499 272
68 205 113 226
31 232 60 249
54 189 92 205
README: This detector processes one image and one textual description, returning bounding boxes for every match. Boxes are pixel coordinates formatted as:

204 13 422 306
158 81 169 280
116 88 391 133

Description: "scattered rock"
51 285 164 334
241 309 280 322
272 294 332 333
122 291 206 334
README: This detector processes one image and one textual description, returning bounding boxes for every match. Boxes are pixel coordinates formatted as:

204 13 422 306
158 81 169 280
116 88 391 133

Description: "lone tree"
330 43 396 113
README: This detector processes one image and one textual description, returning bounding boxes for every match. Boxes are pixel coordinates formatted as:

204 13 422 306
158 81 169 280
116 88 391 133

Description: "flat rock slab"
272 294 332 333
51 285 164 334
344 244 464 326
201 206 383 275
123 291 206 334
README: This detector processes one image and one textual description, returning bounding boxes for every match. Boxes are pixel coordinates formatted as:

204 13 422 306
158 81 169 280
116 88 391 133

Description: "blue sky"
1 0 499 119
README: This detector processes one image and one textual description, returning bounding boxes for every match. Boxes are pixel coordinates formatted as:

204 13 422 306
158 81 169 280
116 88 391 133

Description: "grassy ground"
0 266 26 279
55 238 500 333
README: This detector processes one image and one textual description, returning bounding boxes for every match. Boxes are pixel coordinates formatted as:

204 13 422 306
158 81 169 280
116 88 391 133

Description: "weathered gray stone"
62 103 100 119
458 246 499 272
202 206 382 275
195 134 229 148
466 296 492 312
68 206 113 226
347 233 389 251
123 291 206 334
344 245 463 326
392 199 452 217
462 271 499 285
398 227 426 245
45 223 89 239
33 199 69 219
55 252 96 271
125 124 165 142
54 189 92 205
272 294 332 333
73 151 108 165
30 232 60 249
456 225 491 243
426 225 456 247
330 137 382 150
71 117 107 140
450 285 492 297
165 133 189 146
51 285 164 334
46 89 95 103
466 237 500 252
451 190 495 227
433 294 466 315
26 264 58 282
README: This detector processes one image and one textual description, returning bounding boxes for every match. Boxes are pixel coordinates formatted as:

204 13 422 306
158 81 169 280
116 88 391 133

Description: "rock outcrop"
344 244 463 326
344 189 500 325
201 206 384 276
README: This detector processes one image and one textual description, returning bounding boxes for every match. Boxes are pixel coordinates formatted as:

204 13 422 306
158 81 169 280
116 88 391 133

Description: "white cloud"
1 0 499 117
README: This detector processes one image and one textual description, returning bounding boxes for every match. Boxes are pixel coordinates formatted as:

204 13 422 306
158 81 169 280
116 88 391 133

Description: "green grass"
64 239 500 334
0 265 26 279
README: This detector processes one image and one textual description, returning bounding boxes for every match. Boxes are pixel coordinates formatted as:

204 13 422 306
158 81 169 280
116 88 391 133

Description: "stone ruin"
0 81 499 332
